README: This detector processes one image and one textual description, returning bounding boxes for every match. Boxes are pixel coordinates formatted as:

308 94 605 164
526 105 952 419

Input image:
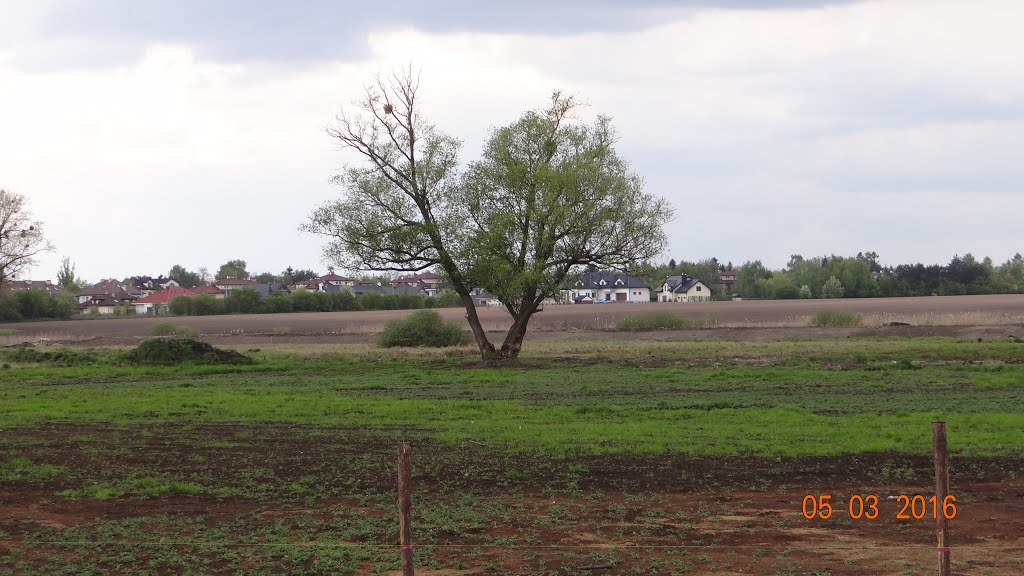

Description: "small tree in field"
303 69 672 359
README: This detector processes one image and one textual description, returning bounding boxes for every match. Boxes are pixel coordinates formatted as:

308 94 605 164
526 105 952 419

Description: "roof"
134 287 199 304
192 285 226 295
569 272 650 290
214 278 258 286
250 283 291 298
77 279 138 299
396 271 443 283
128 275 175 289
4 280 64 295
662 275 707 293
77 294 130 308
316 274 356 282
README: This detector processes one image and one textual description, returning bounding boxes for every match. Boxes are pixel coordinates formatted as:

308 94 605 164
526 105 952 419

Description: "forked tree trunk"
498 309 536 359
457 289 497 359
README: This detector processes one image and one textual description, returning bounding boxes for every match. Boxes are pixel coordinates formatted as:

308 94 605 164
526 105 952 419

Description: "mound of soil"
124 338 253 366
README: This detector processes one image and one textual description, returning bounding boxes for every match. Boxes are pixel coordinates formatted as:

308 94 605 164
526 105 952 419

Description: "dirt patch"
1 423 1022 574
4 294 1024 344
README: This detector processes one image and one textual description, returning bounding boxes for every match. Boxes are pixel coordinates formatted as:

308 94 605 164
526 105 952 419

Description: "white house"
213 278 259 293
657 275 713 302
562 272 651 303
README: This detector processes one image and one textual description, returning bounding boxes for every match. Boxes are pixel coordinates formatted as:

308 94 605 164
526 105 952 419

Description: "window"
696 286 702 291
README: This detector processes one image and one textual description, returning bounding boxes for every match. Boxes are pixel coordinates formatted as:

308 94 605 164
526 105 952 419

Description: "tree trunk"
497 301 539 359
457 289 497 358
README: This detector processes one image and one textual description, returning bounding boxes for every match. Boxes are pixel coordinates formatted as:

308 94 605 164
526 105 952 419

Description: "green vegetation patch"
4 346 98 366
377 309 471 348
809 309 863 327
617 312 695 330
149 322 200 338
0 457 65 482
123 338 253 366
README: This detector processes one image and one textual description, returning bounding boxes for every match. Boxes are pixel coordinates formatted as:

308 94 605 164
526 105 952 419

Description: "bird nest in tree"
383 103 394 114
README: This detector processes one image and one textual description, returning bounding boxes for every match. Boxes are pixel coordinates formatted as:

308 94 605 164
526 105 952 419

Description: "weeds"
149 322 200 337
616 312 696 330
809 310 863 327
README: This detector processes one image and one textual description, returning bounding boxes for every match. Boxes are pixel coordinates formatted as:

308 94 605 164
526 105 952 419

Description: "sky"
2 0 1022 283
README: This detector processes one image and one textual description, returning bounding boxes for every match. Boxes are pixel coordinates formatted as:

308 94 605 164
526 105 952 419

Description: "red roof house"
133 287 199 314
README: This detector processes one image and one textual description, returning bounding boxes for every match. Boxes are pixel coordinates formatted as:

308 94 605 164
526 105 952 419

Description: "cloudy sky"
2 0 1022 282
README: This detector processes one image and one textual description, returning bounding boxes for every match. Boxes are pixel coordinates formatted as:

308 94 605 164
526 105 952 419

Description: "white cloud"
2 0 1023 281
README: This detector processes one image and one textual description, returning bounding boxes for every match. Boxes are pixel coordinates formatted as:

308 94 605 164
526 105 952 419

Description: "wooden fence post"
398 442 414 576
932 422 950 576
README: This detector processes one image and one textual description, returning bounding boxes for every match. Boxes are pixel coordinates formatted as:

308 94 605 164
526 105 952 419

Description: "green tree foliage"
820 276 845 299
168 265 203 288
225 288 261 314
190 294 225 316
303 71 671 359
261 291 293 313
0 189 54 288
799 285 813 299
735 260 772 299
56 257 85 293
216 259 249 280
0 289 75 321
289 289 319 312
282 267 318 284
169 295 193 316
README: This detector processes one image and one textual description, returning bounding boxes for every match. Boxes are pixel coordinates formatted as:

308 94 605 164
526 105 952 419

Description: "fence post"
398 442 414 576
932 422 950 576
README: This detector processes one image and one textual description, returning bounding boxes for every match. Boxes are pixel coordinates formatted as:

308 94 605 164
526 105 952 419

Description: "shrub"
169 295 193 316
616 312 695 330
149 322 199 337
358 291 386 310
329 291 358 311
432 290 463 308
191 294 225 316
290 289 318 312
809 309 863 327
225 288 262 314
261 292 293 313
377 310 470 348
123 339 253 365
773 283 800 299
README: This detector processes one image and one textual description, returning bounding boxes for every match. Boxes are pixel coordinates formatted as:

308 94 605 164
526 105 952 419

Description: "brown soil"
1 423 1022 574
3 294 1024 345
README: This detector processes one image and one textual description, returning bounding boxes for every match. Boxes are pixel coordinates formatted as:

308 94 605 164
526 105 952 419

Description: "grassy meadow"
2 336 1023 574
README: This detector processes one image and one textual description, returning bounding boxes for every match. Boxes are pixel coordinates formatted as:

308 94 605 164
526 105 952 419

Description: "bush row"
0 289 76 322
163 288 463 316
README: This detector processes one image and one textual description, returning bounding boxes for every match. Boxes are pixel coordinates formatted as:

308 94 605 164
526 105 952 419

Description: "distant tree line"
163 288 463 316
733 252 1024 300
0 290 75 322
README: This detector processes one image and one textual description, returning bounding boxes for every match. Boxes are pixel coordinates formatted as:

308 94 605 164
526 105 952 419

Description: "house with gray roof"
561 272 651 303
656 275 713 302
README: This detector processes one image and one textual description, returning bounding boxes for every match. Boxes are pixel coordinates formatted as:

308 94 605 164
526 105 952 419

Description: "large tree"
216 259 249 280
0 189 53 288
56 256 86 293
168 264 203 288
303 70 672 359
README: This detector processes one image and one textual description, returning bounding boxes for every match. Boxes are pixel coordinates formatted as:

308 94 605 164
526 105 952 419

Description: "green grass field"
2 336 1023 575
3 337 1024 456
